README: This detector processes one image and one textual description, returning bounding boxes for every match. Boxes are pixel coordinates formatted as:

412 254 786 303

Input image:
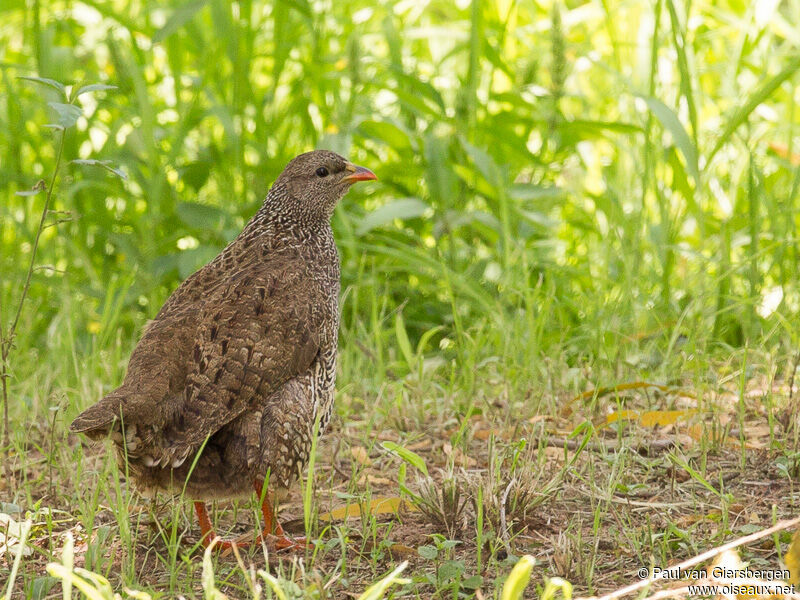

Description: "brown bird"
70 150 376 550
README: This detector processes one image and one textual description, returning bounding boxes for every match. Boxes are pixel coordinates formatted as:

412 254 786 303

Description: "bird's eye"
315 167 329 177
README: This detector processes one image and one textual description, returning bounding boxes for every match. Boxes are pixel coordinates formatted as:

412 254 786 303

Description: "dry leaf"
388 543 417 559
606 409 697 428
319 496 418 522
406 439 431 451
473 428 505 441
357 474 393 486
442 442 477 467
0 513 32 558
350 445 372 466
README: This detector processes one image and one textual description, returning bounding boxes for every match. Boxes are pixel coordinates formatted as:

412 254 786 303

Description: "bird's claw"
204 532 308 556
266 533 307 551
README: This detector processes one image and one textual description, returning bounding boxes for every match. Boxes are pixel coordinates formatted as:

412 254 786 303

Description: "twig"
575 515 800 600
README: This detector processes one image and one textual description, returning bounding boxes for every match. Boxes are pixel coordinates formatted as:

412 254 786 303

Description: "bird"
70 150 376 551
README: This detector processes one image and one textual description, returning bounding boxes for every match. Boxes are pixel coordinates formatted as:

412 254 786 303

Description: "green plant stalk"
1 128 65 487
465 0 482 138
638 0 663 278
747 154 759 339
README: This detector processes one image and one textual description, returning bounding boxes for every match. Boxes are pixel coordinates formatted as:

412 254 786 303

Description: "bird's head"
269 150 377 222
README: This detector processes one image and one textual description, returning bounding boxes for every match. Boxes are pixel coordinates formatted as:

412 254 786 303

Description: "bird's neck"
238 186 335 255
255 182 333 228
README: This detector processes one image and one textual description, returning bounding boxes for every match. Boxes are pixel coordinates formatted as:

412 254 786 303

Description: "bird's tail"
70 390 128 440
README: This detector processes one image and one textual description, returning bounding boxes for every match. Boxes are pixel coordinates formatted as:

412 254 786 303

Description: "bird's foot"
198 529 308 555
264 533 307 551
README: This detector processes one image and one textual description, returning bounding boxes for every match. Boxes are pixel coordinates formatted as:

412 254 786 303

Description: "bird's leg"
252 479 307 550
193 486 307 552
194 501 235 551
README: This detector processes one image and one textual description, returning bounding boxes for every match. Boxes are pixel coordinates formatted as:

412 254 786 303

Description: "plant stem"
1 127 66 490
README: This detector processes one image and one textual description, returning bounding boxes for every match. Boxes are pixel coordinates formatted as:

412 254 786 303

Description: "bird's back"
70 216 338 458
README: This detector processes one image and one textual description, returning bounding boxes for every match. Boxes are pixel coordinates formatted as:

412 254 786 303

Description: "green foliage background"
2 1 800 596
2 0 800 399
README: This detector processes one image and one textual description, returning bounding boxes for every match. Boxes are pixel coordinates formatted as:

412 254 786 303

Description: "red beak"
342 164 377 183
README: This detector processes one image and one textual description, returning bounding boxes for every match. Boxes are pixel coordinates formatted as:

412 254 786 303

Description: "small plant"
414 470 471 539
418 534 482 596
473 439 548 542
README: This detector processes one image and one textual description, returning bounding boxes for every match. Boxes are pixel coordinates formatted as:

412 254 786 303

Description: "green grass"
2 0 800 597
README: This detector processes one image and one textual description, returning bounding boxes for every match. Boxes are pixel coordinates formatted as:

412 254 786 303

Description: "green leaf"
508 184 563 202
389 68 446 112
257 571 289 600
47 102 82 129
72 159 127 179
381 441 429 476
176 202 228 229
18 76 65 95
74 84 117 99
438 560 465 582
152 0 209 43
358 120 414 152
461 139 504 189
15 188 43 197
30 576 57 600
665 0 698 143
638 95 699 183
394 311 415 370
357 198 428 235
417 545 438 560
706 54 800 166
462 575 484 590
424 134 457 205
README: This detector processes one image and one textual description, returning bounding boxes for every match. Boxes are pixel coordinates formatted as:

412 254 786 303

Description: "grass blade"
707 54 800 166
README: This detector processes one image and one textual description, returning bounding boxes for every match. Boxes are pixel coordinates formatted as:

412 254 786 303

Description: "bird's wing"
149 254 324 467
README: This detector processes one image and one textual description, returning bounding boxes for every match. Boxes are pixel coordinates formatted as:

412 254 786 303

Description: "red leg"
252 479 307 550
193 484 308 552
194 501 235 551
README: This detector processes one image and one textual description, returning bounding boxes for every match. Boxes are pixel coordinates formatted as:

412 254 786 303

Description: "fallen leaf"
0 513 33 557
473 428 505 441
319 496 419 522
606 409 697 428
357 474 393 486
443 442 477 467
350 446 372 466
406 439 431 451
388 543 417 559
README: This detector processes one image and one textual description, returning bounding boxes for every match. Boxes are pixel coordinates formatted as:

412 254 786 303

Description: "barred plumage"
70 150 376 549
